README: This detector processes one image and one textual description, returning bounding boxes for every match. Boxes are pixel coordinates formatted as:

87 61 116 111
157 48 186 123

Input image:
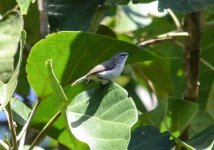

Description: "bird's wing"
86 60 116 76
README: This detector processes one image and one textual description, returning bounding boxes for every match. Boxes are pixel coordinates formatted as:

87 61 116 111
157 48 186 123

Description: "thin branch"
37 0 49 38
167 9 181 30
157 31 189 38
29 111 61 150
17 99 41 141
200 58 214 72
0 140 9 150
139 37 173 47
139 31 189 47
4 104 17 150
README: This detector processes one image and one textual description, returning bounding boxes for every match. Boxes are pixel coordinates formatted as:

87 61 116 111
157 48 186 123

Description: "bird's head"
112 52 130 64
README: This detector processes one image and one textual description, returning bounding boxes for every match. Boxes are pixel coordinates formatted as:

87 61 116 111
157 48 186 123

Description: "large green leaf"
27 31 154 148
27 31 155 97
140 98 199 137
158 0 214 12
66 82 138 150
46 59 89 149
0 11 23 83
187 125 214 150
128 126 174 150
0 31 26 110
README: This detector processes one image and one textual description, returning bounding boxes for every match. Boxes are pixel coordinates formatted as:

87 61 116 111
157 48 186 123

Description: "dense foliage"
0 0 214 150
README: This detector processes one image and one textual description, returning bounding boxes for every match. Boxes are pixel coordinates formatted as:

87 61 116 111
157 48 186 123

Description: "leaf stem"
0 139 9 150
167 9 181 30
29 111 61 150
4 104 17 150
89 4 105 33
17 99 40 141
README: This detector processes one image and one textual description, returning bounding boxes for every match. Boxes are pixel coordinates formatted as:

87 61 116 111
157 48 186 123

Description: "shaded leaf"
0 11 23 82
158 0 214 12
46 0 101 31
66 82 138 150
140 98 199 137
187 125 214 150
10 97 31 126
128 126 174 150
0 30 26 110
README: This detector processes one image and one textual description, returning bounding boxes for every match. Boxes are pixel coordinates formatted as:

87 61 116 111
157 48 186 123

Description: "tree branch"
29 111 61 150
4 104 17 150
37 0 49 38
183 12 202 101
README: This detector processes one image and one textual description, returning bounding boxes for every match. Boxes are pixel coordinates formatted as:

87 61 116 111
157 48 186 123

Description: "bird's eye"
120 53 127 57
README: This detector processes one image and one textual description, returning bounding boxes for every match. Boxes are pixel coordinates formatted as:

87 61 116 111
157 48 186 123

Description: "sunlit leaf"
66 82 138 150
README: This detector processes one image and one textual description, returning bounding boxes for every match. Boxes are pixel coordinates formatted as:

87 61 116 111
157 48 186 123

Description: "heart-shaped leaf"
66 83 138 150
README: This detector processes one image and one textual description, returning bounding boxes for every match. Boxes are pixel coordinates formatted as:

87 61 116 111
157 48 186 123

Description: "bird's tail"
71 75 87 86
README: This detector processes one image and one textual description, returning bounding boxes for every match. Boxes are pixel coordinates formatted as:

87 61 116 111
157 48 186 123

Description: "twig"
139 31 189 47
29 111 61 150
200 58 214 72
37 0 49 38
167 9 181 30
0 140 9 150
4 104 17 150
139 37 173 47
17 99 40 141
157 31 189 38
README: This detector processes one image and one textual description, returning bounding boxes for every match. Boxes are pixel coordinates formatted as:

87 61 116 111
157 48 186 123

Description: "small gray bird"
71 52 129 86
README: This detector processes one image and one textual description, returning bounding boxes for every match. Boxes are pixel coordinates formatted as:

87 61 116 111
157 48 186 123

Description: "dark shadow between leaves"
71 83 111 128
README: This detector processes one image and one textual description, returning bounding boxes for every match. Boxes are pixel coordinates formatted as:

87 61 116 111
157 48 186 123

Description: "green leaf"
16 0 33 15
66 82 138 150
187 125 214 150
158 0 214 12
0 30 26 110
0 11 23 82
128 126 174 150
10 97 31 126
46 0 101 31
140 98 199 137
45 59 89 149
46 59 68 111
27 31 155 97
27 31 154 148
